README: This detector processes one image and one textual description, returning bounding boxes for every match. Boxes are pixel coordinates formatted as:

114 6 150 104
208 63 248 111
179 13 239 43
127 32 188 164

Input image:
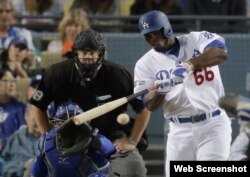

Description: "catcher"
31 102 115 177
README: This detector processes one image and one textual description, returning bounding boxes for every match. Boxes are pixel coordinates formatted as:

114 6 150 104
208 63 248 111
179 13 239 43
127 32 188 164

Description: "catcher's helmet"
73 29 105 82
50 102 83 128
138 10 173 38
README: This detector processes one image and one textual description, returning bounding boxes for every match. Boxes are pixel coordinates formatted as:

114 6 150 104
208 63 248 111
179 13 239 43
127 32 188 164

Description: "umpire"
30 29 150 177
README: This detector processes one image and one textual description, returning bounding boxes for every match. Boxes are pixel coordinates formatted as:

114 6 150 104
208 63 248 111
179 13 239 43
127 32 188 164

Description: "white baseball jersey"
134 31 226 118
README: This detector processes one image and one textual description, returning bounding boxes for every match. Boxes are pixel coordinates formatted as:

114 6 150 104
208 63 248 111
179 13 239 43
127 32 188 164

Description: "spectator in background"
1 104 41 177
70 0 118 15
130 0 182 15
130 0 184 32
70 0 122 32
0 69 26 152
47 9 90 58
0 0 35 52
187 0 247 32
176 0 189 14
248 0 250 16
11 0 63 26
0 36 30 79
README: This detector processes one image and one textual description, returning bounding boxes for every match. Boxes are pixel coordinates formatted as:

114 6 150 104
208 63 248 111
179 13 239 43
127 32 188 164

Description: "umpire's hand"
113 137 135 154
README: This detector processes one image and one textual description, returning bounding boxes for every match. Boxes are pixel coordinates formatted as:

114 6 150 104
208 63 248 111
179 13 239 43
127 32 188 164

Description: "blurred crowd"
0 0 249 176
1 0 249 33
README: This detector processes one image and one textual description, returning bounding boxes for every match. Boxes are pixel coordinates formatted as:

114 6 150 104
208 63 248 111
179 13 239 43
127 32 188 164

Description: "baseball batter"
134 10 232 176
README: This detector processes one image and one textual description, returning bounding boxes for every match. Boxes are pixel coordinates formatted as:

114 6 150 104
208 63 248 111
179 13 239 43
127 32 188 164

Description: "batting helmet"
138 10 173 38
73 29 105 82
49 102 83 128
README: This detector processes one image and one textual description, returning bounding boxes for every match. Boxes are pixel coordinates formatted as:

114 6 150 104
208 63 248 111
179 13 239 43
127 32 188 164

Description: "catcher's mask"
49 102 83 128
73 29 105 83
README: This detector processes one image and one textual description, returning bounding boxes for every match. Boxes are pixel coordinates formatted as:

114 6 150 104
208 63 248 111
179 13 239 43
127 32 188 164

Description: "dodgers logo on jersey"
156 70 171 80
192 49 201 58
141 21 149 30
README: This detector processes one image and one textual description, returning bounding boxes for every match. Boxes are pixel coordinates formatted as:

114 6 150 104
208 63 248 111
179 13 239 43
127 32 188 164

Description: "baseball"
117 113 130 125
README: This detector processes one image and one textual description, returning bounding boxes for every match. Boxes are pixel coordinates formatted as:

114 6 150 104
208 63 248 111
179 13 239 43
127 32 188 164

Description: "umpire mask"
73 29 105 82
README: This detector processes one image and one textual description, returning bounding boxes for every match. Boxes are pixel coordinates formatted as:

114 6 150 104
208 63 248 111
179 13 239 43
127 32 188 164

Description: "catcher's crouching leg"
109 148 147 177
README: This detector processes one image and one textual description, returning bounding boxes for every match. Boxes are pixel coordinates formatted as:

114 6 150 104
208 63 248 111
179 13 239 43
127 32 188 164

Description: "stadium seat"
16 78 31 103
40 51 62 69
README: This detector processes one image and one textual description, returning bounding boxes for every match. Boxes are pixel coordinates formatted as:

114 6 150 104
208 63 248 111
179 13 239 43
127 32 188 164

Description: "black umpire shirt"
30 59 145 139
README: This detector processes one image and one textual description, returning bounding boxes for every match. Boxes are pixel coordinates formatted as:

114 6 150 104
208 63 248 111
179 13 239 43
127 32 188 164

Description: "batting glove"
170 61 193 85
154 79 172 95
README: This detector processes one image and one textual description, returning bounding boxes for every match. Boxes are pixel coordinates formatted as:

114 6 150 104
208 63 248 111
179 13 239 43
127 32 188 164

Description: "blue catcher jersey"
32 129 115 177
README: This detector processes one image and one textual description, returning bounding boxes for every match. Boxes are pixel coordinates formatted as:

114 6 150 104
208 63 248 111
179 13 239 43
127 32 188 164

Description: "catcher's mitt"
56 118 93 157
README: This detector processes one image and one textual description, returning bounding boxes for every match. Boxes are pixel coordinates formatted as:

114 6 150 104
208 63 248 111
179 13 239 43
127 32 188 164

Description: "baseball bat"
72 86 156 125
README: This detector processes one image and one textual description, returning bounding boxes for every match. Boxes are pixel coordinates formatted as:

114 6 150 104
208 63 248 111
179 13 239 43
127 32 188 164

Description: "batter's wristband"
184 61 195 72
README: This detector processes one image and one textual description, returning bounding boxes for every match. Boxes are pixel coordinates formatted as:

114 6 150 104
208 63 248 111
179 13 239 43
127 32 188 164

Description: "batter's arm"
144 90 165 112
31 105 51 133
187 47 227 70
